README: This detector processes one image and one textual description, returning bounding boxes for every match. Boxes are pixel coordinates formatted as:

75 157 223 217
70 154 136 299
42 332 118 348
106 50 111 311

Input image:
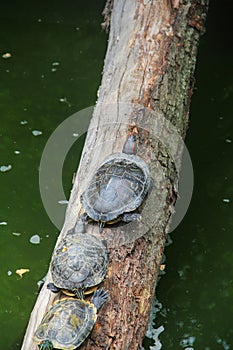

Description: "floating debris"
0 165 12 172
159 264 166 271
0 221 7 225
32 130 42 136
180 335 195 348
52 62 60 66
7 270 12 276
59 97 71 107
12 232 21 236
223 198 230 203
225 138 232 143
14 150 20 155
16 268 30 278
29 234 41 244
58 199 69 205
20 120 28 125
2 52 12 59
73 133 79 137
51 68 57 72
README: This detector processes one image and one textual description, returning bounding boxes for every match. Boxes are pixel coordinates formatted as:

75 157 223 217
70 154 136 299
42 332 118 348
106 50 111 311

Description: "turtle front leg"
47 282 61 293
122 212 142 223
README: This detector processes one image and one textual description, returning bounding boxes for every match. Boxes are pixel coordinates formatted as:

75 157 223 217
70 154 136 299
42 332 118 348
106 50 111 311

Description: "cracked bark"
21 1 209 349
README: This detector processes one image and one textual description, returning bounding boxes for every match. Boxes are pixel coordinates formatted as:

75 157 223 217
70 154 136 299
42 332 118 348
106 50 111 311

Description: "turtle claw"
122 212 142 223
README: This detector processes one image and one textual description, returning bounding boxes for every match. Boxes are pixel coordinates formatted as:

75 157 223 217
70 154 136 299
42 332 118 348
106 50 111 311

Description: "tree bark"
21 1 208 349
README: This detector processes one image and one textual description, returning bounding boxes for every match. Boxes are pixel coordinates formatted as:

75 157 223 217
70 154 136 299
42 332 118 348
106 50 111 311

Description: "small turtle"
47 214 108 299
34 289 108 350
81 134 151 231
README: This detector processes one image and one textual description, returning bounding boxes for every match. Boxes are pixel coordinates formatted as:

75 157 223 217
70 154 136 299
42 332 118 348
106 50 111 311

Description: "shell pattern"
34 298 97 349
81 152 150 223
51 232 108 292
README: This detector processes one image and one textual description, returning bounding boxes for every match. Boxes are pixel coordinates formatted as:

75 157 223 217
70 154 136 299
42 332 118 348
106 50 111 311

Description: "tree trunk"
21 1 208 349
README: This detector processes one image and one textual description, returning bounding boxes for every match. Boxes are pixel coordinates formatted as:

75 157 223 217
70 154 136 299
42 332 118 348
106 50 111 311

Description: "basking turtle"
47 214 108 299
34 289 108 350
81 134 151 231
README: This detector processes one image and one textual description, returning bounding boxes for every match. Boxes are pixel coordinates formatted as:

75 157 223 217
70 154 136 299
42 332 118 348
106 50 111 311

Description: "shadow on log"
21 0 209 349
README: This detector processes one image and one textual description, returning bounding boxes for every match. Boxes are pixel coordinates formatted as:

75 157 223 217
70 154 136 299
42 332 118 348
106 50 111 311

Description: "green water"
0 1 106 349
0 1 232 350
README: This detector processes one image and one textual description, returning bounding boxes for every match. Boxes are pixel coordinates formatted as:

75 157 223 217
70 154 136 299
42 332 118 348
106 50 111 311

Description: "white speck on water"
225 138 232 143
51 68 57 72
59 97 71 107
7 271 12 276
29 234 41 244
6 69 10 73
12 232 21 236
32 130 42 136
223 198 230 203
0 165 12 172
20 120 28 125
14 150 20 155
76 27 80 31
41 74 45 78
0 221 7 225
38 18 42 22
73 133 79 137
52 62 60 66
58 199 69 205
2 52 12 59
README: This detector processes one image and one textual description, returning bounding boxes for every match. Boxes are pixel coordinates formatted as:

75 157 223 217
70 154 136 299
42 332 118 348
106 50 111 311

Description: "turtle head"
122 134 137 155
38 340 53 350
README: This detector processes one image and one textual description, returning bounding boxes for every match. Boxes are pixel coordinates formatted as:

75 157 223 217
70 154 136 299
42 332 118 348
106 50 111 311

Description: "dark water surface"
0 1 106 349
144 1 233 349
0 1 232 350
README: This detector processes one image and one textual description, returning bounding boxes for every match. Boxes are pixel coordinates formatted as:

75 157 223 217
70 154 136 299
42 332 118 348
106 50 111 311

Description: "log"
21 0 209 349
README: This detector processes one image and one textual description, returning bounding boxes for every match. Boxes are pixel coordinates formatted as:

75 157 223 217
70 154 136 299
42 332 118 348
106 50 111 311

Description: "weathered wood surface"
21 0 208 349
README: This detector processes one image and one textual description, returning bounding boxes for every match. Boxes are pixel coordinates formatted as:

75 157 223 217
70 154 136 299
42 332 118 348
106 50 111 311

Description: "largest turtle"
81 134 151 231
34 289 108 350
47 214 108 299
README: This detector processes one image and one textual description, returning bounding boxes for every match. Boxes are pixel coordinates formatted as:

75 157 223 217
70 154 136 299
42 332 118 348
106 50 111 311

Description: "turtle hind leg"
47 282 61 293
122 212 142 223
38 340 53 350
91 289 108 310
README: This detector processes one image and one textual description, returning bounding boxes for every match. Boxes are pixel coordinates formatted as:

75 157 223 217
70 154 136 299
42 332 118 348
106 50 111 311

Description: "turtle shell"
51 232 108 292
34 298 97 349
81 153 150 223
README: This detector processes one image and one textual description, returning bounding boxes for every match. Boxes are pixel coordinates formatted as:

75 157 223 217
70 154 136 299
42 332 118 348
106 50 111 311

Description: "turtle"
80 134 151 231
47 214 108 299
34 289 108 350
